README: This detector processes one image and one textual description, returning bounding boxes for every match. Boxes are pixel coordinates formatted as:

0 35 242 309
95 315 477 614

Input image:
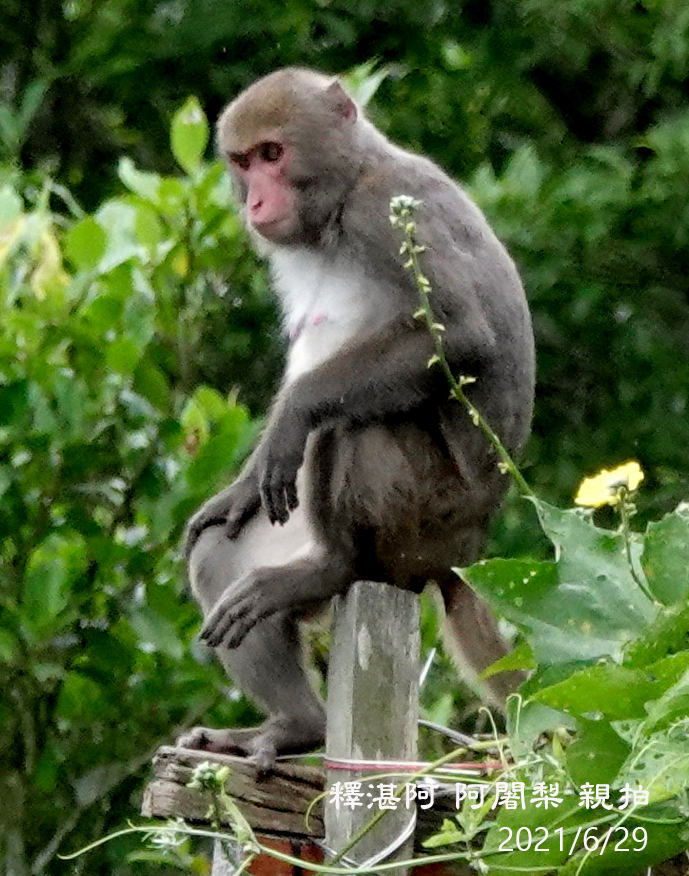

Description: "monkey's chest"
271 247 391 383
286 315 363 381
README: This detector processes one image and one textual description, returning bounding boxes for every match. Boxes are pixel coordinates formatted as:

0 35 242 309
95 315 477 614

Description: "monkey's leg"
178 611 327 773
180 521 343 771
200 549 352 649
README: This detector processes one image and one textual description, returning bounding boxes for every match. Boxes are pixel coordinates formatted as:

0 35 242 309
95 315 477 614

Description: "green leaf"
56 672 105 722
106 336 142 374
641 665 689 734
341 62 391 108
22 533 88 634
130 606 184 660
156 177 187 214
624 601 689 667
118 157 161 202
422 817 467 848
642 504 689 605
185 406 253 494
0 380 30 427
0 185 23 223
133 362 171 411
617 720 689 803
133 201 164 253
171 97 209 175
534 499 655 629
565 718 631 787
53 372 88 442
465 500 658 665
64 216 106 270
0 628 19 662
481 640 536 678
533 652 689 721
506 698 576 762
558 818 689 876
191 386 233 420
96 201 141 269
482 796 589 876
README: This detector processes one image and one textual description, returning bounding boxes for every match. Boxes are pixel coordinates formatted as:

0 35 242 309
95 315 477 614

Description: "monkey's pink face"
228 141 298 243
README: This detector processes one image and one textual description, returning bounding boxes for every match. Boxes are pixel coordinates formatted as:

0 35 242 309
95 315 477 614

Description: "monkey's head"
217 68 362 246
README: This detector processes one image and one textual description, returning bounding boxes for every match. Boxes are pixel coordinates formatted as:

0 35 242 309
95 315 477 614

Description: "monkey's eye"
229 152 251 171
260 142 284 163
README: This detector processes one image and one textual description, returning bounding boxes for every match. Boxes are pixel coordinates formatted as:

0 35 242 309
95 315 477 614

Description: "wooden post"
325 581 420 875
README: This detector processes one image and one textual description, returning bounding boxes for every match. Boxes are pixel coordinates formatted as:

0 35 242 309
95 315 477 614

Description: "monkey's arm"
184 318 466 552
252 312 494 525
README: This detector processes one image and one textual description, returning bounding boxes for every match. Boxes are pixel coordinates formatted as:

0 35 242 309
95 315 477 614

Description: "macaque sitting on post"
179 68 535 772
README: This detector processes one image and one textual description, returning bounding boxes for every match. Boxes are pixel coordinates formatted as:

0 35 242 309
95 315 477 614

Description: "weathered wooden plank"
324 581 420 875
141 746 324 839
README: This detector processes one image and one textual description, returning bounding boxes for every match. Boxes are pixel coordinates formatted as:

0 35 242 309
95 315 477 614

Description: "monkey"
178 68 535 772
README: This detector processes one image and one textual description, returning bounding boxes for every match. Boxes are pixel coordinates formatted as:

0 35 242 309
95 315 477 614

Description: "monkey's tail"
439 582 525 710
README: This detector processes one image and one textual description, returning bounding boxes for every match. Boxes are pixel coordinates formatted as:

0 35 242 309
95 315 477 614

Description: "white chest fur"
269 247 394 383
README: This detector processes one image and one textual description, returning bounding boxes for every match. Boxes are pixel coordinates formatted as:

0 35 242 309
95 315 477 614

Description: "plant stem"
390 198 533 498
618 495 655 602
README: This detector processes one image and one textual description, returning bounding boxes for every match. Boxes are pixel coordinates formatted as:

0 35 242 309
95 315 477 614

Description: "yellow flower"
574 461 644 508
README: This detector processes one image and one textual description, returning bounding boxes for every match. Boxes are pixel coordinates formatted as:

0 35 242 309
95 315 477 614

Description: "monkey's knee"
188 524 242 613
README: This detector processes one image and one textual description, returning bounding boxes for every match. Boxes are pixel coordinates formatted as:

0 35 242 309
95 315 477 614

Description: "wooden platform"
142 745 325 840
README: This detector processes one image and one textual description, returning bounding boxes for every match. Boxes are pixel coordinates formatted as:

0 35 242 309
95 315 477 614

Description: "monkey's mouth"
252 216 292 239
253 217 303 245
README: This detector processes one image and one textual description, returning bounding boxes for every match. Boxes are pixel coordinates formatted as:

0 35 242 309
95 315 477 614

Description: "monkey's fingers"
225 492 261 540
261 478 291 526
260 462 300 525
184 513 226 558
286 480 299 512
203 607 257 649
200 602 247 648
201 580 258 648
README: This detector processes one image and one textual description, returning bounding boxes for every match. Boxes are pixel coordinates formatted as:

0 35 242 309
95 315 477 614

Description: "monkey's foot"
177 716 325 774
200 571 273 649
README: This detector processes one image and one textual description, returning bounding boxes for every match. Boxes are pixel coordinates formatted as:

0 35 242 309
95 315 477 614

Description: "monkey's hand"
185 477 262 556
253 407 309 526
200 569 275 649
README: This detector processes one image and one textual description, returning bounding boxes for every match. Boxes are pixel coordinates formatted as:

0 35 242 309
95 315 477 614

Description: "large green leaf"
641 666 689 734
482 796 592 876
533 653 689 720
558 819 689 876
565 718 631 787
616 720 689 803
642 504 689 605
463 501 657 665
624 601 689 667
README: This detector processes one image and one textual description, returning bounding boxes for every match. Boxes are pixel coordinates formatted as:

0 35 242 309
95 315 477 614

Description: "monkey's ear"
326 80 357 122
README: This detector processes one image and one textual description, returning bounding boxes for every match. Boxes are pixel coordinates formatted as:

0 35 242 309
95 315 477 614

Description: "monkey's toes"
177 726 221 751
202 609 258 650
224 613 259 649
249 741 278 776
200 592 258 649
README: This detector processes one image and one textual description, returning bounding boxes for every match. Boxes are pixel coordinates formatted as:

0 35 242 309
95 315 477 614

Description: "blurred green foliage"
0 104 268 875
6 0 688 522
1 1 689 874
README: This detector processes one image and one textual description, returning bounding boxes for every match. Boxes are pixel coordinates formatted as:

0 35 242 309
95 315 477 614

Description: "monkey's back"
340 130 535 455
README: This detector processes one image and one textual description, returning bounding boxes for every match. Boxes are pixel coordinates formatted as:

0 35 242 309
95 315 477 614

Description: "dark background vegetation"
1 0 688 873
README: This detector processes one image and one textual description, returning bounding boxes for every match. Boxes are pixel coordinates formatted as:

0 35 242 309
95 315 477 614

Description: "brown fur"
179 69 535 770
